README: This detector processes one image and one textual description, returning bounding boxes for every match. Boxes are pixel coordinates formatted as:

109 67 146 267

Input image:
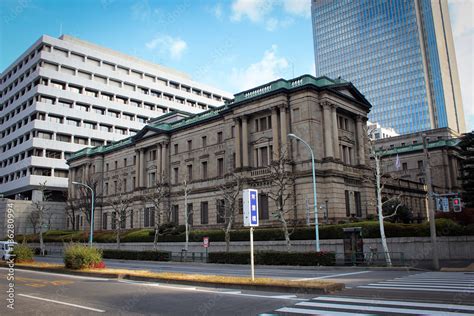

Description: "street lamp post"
72 181 95 247
288 133 320 252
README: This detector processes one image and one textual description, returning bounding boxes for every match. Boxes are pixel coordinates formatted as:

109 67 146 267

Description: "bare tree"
183 179 193 252
266 150 295 252
64 192 78 230
31 182 50 256
76 173 101 226
145 172 169 250
217 173 243 253
27 210 40 235
367 128 404 267
105 178 134 249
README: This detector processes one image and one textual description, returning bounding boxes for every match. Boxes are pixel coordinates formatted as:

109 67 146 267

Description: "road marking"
0 267 110 281
293 270 370 281
117 279 307 301
370 282 473 289
297 301 473 315
18 294 105 313
314 297 474 312
359 285 474 293
275 307 372 315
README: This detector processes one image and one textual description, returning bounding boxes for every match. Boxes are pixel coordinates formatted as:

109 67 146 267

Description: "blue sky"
1 0 472 131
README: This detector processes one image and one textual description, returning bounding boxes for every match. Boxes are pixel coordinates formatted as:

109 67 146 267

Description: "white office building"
0 34 232 201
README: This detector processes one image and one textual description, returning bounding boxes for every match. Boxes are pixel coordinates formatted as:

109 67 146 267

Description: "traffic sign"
243 189 259 227
203 237 209 248
441 197 449 212
453 198 462 212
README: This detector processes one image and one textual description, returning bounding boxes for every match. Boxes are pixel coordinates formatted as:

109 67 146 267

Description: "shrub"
33 248 48 256
208 251 335 266
63 244 103 269
102 249 171 261
11 244 34 263
121 229 154 242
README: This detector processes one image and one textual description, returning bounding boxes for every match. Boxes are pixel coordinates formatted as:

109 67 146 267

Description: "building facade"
68 75 376 232
0 35 232 201
311 0 465 135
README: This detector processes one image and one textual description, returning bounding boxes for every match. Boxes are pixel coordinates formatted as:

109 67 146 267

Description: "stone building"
375 127 463 218
67 75 376 231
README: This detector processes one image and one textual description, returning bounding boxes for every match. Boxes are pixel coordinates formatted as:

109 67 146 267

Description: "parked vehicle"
0 241 17 260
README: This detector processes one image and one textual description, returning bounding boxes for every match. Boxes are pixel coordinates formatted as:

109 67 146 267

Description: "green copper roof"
378 138 460 157
68 74 357 162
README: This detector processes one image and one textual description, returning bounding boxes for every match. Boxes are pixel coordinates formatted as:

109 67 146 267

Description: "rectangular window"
202 136 207 147
187 140 192 151
217 158 224 177
187 165 193 181
418 160 424 169
129 210 134 229
402 162 408 171
174 143 178 154
102 213 108 230
200 202 208 224
216 199 225 223
201 161 208 180
345 190 351 217
187 203 193 226
148 172 156 187
258 194 269 220
217 132 223 143
173 167 179 184
354 192 362 217
171 205 179 224
111 212 117 230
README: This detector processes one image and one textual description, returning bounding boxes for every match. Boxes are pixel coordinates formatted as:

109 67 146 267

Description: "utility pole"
423 134 439 270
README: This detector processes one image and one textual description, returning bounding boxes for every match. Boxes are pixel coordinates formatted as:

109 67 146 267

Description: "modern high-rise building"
0 35 232 200
311 0 465 135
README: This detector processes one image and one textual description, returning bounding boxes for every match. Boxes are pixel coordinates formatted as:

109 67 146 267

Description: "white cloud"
230 0 309 31
230 45 289 91
449 0 474 131
231 0 274 22
145 35 188 60
283 0 311 17
214 3 223 19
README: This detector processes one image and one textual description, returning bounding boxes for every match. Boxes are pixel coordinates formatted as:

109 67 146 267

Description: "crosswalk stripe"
359 285 474 293
382 281 474 286
275 307 372 315
372 282 473 289
391 279 474 283
312 297 474 312
296 301 474 315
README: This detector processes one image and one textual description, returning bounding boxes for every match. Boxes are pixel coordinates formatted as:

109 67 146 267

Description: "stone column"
280 105 288 154
322 103 333 158
234 118 241 169
84 163 89 179
135 150 140 188
356 116 366 165
331 105 340 159
161 142 168 179
156 144 162 178
70 168 76 197
139 149 145 187
242 116 249 168
271 107 279 160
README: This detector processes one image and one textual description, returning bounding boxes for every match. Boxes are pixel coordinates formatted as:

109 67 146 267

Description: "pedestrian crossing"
358 271 474 293
273 296 474 315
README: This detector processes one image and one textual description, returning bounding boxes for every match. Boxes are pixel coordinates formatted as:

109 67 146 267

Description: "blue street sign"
243 189 259 227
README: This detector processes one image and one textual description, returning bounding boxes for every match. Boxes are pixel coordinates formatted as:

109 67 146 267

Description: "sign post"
243 189 259 281
203 236 209 262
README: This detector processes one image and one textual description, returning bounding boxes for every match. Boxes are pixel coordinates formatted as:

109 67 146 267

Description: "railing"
250 168 270 177
170 250 208 263
335 251 406 267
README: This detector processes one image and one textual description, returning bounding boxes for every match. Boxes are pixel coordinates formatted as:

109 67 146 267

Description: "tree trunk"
39 228 44 256
224 219 232 253
281 216 291 252
116 227 121 250
153 226 159 251
376 156 392 266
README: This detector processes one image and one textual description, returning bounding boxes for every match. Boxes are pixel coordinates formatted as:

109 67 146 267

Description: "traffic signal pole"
423 134 440 271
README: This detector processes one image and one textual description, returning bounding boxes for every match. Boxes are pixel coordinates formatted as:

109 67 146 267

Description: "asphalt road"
0 266 473 315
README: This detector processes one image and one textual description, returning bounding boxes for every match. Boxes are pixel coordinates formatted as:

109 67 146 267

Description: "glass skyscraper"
312 0 465 134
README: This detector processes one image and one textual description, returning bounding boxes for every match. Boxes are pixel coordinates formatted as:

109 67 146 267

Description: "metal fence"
170 250 208 263
335 251 406 267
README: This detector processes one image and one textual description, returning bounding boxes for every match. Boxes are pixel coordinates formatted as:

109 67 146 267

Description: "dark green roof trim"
68 74 370 163
377 139 461 157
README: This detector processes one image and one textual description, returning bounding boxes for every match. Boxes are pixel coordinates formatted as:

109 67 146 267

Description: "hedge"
15 219 473 244
63 244 103 269
102 249 171 261
208 251 336 266
11 244 34 263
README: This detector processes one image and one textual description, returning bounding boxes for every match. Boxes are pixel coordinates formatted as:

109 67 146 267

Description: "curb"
7 265 344 294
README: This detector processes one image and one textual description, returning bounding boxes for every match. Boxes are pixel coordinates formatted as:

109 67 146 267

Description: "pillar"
356 116 366 165
331 105 340 159
271 107 279 160
322 103 333 158
135 150 140 188
161 142 168 179
242 116 249 168
139 149 145 187
280 105 288 154
156 144 162 178
234 119 241 169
